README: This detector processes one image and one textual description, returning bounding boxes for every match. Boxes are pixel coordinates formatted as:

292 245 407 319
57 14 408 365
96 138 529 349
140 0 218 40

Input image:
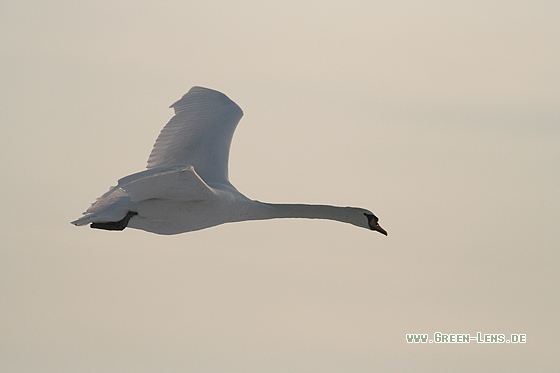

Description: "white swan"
71 87 387 236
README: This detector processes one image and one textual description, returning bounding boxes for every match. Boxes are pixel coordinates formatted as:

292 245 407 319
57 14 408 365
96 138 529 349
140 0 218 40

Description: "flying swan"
71 87 387 236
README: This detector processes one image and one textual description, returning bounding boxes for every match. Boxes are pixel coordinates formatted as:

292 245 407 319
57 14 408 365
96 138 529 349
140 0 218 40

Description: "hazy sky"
1 1 559 372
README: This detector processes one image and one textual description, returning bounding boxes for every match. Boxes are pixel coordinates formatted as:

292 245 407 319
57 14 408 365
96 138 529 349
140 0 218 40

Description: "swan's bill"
365 213 388 236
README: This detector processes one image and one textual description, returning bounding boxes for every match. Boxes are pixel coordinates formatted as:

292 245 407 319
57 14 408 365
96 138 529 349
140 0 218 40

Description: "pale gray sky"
1 1 559 372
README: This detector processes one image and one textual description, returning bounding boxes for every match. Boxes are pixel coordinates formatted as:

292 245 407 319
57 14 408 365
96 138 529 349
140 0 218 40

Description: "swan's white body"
72 87 387 235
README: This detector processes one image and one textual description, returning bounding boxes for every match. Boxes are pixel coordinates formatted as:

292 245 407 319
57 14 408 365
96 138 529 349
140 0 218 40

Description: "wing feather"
119 165 217 202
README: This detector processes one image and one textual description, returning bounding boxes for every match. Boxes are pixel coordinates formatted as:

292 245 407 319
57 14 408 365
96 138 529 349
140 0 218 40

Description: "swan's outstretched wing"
146 87 243 184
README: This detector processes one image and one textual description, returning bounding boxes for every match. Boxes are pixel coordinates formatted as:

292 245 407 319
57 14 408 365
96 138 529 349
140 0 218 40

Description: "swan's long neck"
239 201 370 230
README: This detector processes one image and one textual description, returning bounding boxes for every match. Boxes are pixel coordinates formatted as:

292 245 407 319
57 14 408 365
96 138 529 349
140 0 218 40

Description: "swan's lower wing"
71 165 215 226
118 164 217 202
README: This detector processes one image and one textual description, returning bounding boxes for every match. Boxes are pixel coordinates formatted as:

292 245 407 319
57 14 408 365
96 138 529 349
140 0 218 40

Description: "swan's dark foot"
90 211 138 231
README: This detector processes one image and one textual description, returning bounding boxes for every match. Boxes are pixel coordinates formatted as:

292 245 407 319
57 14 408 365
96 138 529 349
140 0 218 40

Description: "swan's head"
364 213 388 236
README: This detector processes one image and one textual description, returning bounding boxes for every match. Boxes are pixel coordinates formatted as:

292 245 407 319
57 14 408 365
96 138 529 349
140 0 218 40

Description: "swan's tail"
71 214 96 226
71 186 134 226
